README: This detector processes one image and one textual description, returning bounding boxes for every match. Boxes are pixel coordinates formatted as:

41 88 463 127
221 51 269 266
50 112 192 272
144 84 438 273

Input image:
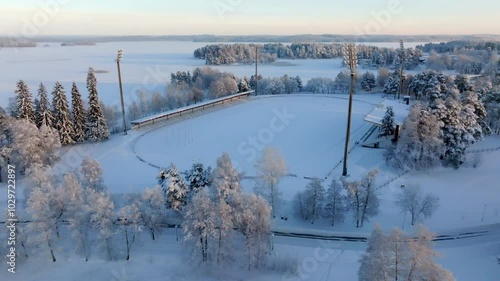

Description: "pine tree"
238 78 250 93
35 83 54 129
454 74 472 93
15 80 35 124
439 91 474 168
384 72 400 96
361 72 376 92
86 67 109 141
52 82 75 145
71 82 86 142
298 178 326 224
295 76 303 92
323 178 345 226
158 163 189 212
185 163 212 195
395 103 443 171
380 106 395 136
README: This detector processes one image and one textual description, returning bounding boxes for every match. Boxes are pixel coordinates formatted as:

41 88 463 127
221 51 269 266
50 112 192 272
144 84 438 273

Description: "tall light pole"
255 45 259 95
342 43 357 177
116 49 127 135
397 40 405 100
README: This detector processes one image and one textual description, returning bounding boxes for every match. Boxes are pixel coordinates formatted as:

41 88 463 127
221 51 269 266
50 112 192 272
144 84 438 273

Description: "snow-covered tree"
9 119 60 171
213 194 235 266
406 226 455 281
185 162 212 196
118 201 142 260
462 90 490 137
358 226 455 281
71 82 86 142
294 178 325 223
254 146 288 218
323 178 346 226
26 168 66 262
86 67 109 141
440 92 473 168
238 77 250 92
396 184 439 225
344 170 379 228
35 83 54 129
140 186 167 240
52 82 75 145
63 172 92 261
361 72 376 92
394 103 443 170
79 157 105 192
295 76 303 92
158 163 189 212
380 106 395 137
384 72 400 96
212 153 241 199
183 189 216 262
14 80 35 124
88 190 115 261
454 74 473 93
358 225 390 281
233 193 271 269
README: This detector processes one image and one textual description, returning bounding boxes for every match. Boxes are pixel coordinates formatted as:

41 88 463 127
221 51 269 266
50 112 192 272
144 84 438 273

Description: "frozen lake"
0 41 428 108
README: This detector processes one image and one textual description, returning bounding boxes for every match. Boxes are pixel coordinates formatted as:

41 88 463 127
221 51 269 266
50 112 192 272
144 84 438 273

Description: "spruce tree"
86 68 109 141
15 80 35 124
158 163 189 212
35 83 54 129
380 106 395 136
52 82 75 145
71 82 86 142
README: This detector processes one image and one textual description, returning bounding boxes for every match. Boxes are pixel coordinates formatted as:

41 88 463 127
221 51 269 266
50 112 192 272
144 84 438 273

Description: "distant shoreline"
2 34 500 44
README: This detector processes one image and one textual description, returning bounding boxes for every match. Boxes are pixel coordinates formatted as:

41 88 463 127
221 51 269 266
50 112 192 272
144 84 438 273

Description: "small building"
361 99 411 148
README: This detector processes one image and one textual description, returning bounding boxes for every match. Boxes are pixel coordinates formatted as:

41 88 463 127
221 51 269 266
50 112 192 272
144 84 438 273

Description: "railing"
131 91 254 129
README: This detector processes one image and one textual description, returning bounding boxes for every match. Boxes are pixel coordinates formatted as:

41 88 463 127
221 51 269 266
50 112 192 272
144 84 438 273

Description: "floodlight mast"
255 45 258 95
342 43 357 177
398 40 405 100
116 49 127 135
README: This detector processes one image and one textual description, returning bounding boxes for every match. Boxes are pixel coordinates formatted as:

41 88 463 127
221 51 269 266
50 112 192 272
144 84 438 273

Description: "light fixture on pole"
342 43 357 177
255 45 259 95
397 39 405 100
116 49 127 135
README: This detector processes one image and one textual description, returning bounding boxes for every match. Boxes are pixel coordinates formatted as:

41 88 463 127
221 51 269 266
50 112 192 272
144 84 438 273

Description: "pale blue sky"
1 0 498 36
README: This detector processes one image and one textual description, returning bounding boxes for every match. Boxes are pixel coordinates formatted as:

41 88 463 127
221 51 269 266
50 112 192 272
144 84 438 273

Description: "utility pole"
255 45 259 95
116 49 127 135
397 39 405 100
342 43 357 177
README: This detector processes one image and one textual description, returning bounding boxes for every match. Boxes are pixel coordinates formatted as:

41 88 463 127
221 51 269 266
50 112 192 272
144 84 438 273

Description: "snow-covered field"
1 93 499 280
0 41 427 108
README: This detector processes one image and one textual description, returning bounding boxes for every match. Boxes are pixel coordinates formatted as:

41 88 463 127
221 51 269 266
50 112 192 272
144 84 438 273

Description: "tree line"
0 68 109 179
385 72 492 170
193 43 423 70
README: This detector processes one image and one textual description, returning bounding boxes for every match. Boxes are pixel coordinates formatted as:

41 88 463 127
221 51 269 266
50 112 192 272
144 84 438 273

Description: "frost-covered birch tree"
254 146 288 218
396 184 439 225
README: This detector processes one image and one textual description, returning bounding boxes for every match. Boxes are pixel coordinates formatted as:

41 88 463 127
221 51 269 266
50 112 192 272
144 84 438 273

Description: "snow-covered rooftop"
363 99 410 126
